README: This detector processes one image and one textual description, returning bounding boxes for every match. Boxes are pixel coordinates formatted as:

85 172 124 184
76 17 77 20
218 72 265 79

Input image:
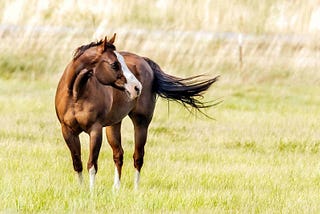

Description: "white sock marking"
89 166 96 191
134 169 140 190
113 166 121 190
77 171 83 185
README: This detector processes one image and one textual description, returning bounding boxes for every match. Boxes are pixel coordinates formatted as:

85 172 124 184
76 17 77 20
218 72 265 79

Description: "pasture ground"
0 76 319 213
1 0 320 213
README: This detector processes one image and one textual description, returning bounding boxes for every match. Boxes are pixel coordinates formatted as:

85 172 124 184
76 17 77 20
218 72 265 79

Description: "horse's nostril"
134 86 140 95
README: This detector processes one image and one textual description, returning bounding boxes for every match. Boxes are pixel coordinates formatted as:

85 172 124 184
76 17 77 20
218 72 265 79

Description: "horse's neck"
65 62 85 92
65 51 99 92
72 68 92 101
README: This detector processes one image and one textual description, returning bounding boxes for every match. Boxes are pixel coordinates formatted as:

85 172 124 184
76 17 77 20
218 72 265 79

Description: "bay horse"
55 34 218 191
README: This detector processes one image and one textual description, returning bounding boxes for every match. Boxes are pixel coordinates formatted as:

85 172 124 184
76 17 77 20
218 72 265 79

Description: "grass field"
1 74 320 213
1 0 320 213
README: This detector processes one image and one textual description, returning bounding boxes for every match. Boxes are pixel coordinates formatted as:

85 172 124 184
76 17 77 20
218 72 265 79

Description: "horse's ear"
108 33 116 44
100 36 107 52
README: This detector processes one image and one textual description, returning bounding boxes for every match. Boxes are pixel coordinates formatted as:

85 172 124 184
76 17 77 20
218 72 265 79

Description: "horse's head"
94 34 142 100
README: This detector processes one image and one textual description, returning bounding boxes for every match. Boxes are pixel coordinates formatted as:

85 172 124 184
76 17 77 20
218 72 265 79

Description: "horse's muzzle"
124 82 142 100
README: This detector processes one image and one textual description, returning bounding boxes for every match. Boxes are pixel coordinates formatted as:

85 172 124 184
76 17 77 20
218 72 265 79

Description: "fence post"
238 33 243 68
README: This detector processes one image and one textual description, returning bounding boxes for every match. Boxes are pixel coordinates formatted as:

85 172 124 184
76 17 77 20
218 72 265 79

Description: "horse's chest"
73 102 105 127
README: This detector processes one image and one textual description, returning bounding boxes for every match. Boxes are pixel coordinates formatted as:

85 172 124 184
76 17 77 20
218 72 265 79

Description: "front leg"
87 124 103 192
61 124 83 185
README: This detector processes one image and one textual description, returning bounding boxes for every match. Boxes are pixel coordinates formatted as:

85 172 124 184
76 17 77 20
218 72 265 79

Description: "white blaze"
114 51 142 99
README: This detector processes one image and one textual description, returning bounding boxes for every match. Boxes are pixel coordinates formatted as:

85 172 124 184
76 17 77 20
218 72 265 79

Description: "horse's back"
120 52 154 82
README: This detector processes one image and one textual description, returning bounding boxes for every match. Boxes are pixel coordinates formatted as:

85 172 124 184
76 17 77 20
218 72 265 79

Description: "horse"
55 33 218 191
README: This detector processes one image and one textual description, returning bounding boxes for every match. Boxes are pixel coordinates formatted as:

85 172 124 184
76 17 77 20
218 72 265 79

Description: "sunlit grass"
1 0 320 212
1 77 320 212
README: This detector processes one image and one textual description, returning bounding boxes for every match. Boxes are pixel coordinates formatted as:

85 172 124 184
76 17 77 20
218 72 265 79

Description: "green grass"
0 76 320 213
1 0 320 212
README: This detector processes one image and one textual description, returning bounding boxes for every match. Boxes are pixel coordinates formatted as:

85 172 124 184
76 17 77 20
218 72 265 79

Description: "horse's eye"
110 62 120 71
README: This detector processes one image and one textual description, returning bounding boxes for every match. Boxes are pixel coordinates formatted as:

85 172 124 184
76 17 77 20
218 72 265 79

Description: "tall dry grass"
1 0 318 33
0 0 319 83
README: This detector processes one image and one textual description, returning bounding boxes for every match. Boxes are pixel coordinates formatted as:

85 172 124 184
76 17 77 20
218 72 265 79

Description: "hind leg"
130 114 152 190
61 124 83 184
106 122 123 190
133 125 147 190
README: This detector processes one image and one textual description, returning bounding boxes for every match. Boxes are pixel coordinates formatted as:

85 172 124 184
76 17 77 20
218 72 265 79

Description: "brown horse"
55 34 218 191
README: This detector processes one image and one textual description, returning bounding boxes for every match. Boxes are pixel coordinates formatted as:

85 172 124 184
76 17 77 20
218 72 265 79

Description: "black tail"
143 57 219 113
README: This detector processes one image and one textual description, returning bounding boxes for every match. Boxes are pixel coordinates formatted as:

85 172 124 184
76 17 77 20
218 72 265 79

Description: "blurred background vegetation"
0 0 319 85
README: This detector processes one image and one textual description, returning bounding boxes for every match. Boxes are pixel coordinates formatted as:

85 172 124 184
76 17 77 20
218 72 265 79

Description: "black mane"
73 40 116 60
